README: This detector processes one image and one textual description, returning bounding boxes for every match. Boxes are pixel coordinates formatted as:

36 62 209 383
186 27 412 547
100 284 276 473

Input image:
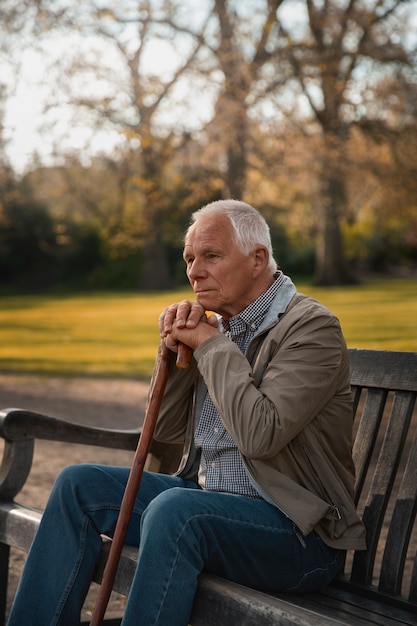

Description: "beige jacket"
153 285 366 551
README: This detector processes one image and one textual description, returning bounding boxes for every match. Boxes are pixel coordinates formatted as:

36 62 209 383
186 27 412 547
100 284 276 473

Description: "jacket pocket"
301 445 342 523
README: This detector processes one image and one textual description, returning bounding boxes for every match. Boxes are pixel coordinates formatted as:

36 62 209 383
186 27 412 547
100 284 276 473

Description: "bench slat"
302 583 417 625
352 387 387 503
351 389 416 590
380 423 417 598
411 557 417 604
190 576 349 626
349 349 417 391
0 503 41 553
275 590 414 626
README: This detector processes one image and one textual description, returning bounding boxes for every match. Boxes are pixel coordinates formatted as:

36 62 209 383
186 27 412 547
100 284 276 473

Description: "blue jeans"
8 465 342 626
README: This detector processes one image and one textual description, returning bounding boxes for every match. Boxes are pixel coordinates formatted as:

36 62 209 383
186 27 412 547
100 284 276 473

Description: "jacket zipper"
293 523 307 548
302 445 342 521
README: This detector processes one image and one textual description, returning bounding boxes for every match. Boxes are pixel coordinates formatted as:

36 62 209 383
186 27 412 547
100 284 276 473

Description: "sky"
3 0 216 174
5 43 134 173
3 0 312 174
3 0 417 175
4 33 218 174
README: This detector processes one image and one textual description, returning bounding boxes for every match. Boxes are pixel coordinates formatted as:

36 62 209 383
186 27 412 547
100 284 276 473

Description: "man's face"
183 214 260 319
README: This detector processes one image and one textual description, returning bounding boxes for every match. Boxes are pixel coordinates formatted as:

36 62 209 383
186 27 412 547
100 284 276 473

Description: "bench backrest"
347 348 417 602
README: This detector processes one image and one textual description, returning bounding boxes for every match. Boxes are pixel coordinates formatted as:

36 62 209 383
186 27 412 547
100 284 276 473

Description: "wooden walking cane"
90 342 192 626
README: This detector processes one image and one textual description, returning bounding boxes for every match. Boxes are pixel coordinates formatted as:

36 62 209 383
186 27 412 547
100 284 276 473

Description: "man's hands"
159 300 219 356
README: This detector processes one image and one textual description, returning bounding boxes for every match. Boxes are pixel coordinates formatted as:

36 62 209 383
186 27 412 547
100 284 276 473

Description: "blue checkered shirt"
194 272 286 498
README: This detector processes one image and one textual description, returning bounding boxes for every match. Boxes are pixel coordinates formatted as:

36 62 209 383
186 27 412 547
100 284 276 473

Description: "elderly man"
8 200 365 626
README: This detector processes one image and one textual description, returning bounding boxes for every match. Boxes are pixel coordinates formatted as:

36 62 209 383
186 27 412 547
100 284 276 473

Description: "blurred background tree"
0 0 416 291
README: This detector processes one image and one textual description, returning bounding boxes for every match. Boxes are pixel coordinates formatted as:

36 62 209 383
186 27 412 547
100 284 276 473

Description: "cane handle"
176 343 193 369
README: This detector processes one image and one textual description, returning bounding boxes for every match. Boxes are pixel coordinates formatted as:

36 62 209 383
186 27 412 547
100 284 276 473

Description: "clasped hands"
159 300 219 356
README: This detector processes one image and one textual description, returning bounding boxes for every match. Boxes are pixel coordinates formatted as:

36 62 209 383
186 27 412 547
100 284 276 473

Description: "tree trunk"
139 224 172 291
313 156 356 285
138 143 173 291
220 92 248 199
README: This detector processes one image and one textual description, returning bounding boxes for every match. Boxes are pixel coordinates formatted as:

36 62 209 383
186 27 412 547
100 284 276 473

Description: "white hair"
189 199 278 274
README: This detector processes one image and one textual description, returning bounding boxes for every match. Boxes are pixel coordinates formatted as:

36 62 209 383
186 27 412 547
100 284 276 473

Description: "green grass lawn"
0 278 416 379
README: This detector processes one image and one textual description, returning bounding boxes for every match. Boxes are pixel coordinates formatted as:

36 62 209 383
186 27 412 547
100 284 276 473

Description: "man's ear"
252 246 269 276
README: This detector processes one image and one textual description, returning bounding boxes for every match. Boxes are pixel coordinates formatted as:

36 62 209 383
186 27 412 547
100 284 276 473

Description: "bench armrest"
0 408 140 501
0 408 140 449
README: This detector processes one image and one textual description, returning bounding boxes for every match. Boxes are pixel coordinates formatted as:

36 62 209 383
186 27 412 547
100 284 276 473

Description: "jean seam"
86 503 142 516
52 513 90 626
153 511 293 624
284 550 340 592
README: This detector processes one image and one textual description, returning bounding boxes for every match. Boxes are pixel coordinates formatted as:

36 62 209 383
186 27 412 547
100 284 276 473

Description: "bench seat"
1 503 415 625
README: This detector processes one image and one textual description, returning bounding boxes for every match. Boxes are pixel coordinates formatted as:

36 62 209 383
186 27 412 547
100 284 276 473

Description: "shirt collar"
221 271 286 336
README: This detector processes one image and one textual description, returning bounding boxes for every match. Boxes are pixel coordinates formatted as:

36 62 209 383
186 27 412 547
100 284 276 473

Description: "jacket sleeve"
193 297 351 460
152 345 199 444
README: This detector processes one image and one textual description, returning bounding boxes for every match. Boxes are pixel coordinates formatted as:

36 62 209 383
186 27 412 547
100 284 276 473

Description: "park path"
0 373 150 622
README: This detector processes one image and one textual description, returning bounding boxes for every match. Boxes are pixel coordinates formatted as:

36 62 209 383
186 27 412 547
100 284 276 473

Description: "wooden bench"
1 348 417 625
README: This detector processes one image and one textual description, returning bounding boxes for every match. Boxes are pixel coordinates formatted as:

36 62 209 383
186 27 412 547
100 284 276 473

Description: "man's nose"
187 259 206 279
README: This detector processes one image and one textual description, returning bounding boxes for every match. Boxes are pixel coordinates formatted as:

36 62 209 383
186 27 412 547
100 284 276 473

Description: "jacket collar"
257 273 296 333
